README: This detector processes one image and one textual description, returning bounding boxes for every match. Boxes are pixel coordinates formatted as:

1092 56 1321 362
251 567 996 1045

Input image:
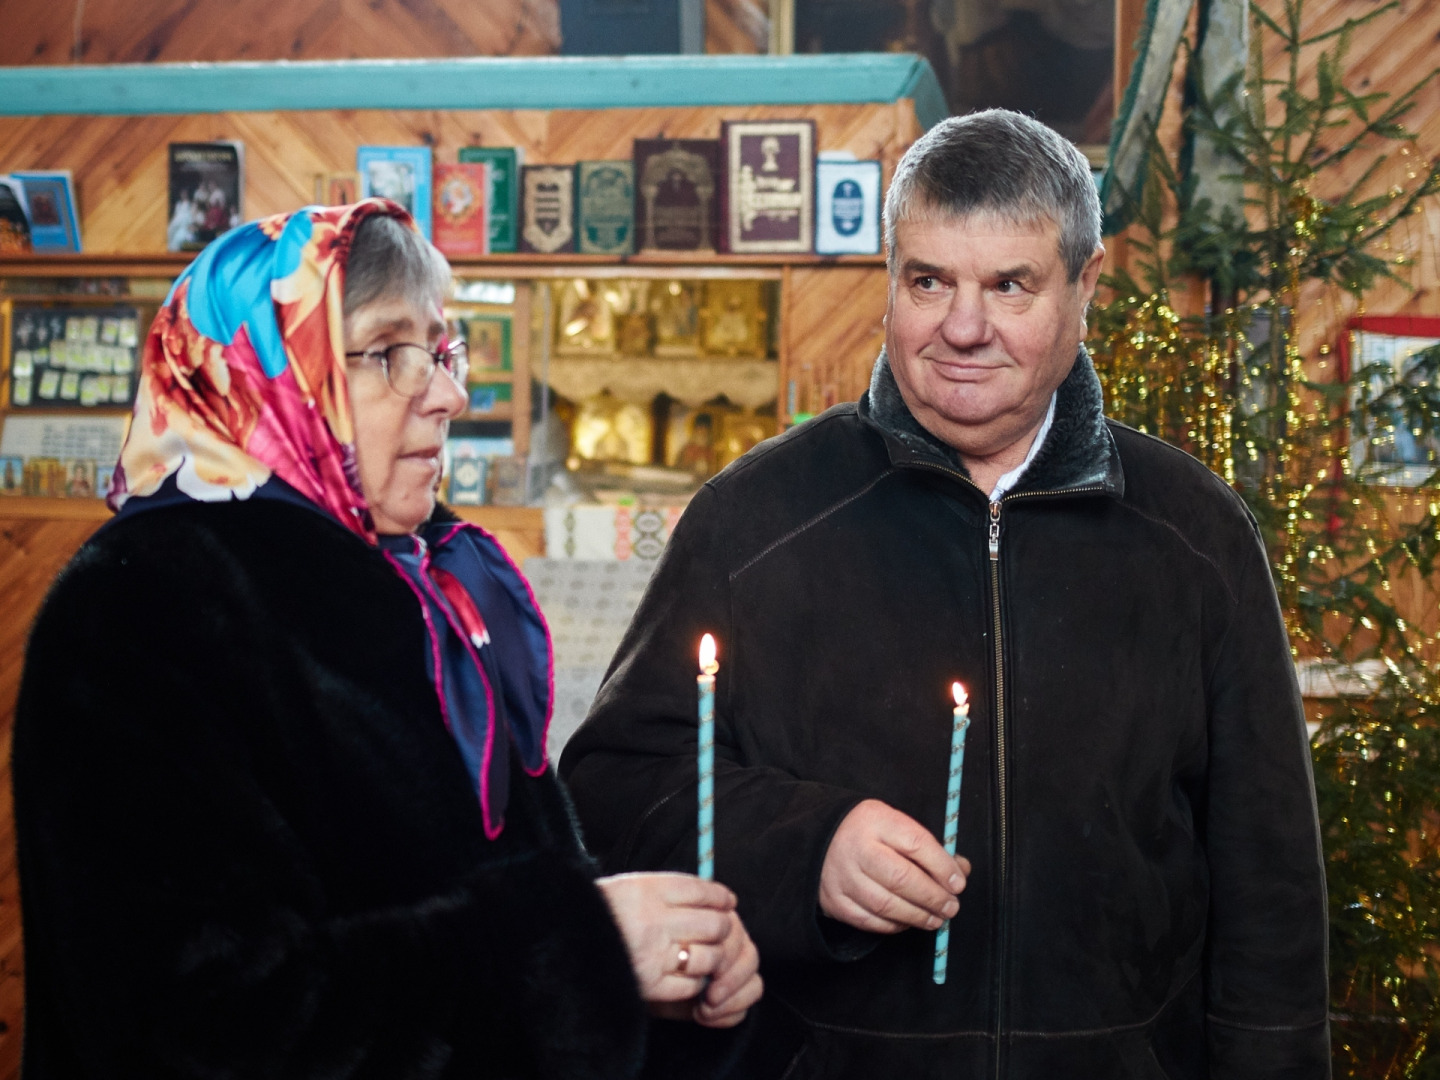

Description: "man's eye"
996 279 1021 294
914 276 939 291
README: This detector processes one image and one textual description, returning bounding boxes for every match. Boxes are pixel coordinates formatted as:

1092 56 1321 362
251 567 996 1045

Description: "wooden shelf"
460 402 514 421
0 253 193 278
0 496 111 521
0 250 886 281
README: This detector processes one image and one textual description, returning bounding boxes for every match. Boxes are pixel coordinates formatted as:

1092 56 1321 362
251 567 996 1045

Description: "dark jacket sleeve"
1202 522 1331 1077
561 484 870 966
13 540 646 1080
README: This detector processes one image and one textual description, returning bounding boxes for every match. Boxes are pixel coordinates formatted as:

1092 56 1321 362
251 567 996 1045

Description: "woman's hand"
596 872 763 1028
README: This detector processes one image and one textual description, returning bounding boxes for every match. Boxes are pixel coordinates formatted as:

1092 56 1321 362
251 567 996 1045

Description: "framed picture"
7 301 146 411
464 312 512 373
12 171 82 253
0 455 22 495
357 146 433 239
314 171 360 206
700 280 768 358
1342 315 1440 487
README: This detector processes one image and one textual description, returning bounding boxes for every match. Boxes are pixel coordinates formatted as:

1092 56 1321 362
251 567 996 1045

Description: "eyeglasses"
344 341 469 398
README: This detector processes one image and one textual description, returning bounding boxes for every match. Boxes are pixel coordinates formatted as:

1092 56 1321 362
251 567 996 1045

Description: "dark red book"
633 139 721 252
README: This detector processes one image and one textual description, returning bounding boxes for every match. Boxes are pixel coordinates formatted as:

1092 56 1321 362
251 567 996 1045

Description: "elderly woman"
13 200 761 1079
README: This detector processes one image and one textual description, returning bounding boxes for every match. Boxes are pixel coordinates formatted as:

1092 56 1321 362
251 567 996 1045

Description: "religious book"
0 176 31 254
458 147 520 253
432 163 490 256
357 145 433 239
447 452 488 506
13 171 82 253
815 158 883 255
576 161 635 255
633 139 720 252
719 120 814 254
168 142 243 252
519 164 575 254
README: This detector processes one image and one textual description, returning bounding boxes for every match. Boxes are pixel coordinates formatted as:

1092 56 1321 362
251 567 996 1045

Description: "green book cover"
458 147 518 253
576 161 635 255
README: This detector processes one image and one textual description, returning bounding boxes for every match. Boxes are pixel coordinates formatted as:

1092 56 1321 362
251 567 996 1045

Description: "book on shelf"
719 120 815 254
815 158 883 255
576 161 635 256
12 171 82 254
432 163 491 256
634 139 720 252
0 175 33 254
357 145 434 239
458 147 521 253
168 142 244 253
520 165 576 254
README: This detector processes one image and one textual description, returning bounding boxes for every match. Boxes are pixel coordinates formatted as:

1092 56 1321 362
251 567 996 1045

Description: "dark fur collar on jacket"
860 346 1124 498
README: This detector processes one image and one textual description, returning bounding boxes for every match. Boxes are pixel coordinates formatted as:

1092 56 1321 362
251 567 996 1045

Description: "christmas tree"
1091 2 1440 1074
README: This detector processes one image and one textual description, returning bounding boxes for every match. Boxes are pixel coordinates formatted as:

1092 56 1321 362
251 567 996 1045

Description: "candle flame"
699 633 719 676
952 682 968 709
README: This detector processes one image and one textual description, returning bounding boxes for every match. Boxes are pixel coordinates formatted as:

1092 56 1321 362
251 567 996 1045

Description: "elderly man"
560 110 1330 1079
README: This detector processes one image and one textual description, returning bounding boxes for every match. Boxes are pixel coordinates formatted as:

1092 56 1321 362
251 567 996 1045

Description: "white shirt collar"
987 393 1057 502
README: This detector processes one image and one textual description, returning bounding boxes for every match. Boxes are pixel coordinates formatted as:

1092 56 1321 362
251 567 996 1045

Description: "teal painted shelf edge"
0 53 947 128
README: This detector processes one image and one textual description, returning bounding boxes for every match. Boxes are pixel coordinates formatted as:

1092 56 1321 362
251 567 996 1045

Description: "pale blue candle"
697 633 718 881
934 682 970 985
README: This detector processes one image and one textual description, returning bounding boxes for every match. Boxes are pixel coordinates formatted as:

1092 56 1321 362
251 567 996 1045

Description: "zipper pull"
988 500 1001 560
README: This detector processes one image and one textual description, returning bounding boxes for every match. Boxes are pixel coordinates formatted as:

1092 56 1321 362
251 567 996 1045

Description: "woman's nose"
421 364 469 418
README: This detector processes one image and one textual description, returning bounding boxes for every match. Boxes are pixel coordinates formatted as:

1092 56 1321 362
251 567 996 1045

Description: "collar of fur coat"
861 345 1124 498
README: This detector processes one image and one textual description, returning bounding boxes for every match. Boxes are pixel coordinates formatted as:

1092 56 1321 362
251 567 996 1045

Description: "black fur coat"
13 497 729 1079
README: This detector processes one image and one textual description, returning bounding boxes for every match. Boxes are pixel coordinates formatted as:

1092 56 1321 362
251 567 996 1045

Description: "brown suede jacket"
561 349 1331 1080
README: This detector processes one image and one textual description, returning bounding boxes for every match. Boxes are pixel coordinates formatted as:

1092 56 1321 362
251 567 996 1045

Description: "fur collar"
860 346 1124 498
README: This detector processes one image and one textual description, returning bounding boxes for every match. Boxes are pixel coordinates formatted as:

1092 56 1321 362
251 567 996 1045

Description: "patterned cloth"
108 200 551 837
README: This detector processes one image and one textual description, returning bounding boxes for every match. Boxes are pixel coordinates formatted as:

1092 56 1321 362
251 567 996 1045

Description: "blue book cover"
357 146 434 240
12 171 81 253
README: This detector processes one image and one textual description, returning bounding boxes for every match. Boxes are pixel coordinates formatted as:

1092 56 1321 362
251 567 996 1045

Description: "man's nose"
938 288 991 350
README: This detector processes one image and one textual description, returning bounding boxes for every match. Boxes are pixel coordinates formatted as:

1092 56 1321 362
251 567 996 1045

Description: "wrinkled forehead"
897 199 1060 243
889 201 1063 270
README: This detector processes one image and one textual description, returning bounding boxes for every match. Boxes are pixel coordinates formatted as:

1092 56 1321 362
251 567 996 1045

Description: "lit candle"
697 633 719 881
933 681 970 985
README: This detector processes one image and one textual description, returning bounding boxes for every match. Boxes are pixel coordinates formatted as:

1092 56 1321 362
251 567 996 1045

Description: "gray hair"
343 212 452 317
883 109 1101 282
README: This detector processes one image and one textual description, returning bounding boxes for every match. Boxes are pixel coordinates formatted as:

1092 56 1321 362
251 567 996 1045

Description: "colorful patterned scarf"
109 200 551 838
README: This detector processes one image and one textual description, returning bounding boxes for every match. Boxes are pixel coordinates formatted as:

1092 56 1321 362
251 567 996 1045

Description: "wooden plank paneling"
784 265 889 414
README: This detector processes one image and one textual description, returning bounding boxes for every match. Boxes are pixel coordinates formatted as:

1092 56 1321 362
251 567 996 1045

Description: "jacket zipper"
988 498 1007 1080
907 463 1107 1080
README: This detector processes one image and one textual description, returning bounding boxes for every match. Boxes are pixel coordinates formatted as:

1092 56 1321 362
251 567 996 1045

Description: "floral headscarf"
110 200 380 533
109 200 552 838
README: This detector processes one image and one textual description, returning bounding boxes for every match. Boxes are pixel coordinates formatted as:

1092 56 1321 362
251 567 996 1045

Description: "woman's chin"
372 492 436 535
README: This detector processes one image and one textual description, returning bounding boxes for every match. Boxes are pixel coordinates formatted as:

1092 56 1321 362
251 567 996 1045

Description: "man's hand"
819 799 971 934
596 872 763 1027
